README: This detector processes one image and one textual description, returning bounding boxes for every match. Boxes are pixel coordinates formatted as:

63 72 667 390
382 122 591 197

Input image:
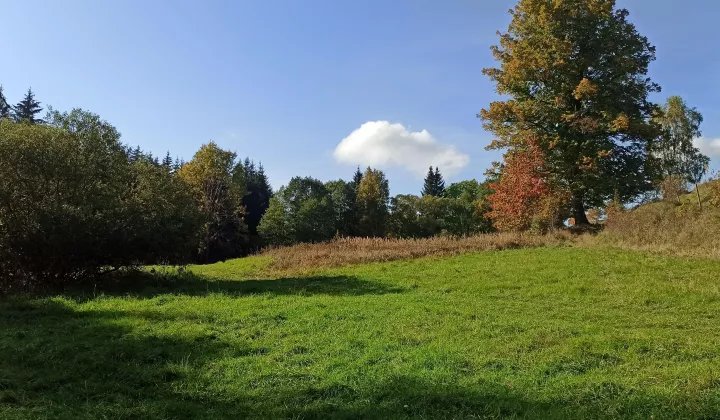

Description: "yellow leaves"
548 137 561 149
597 150 612 158
579 156 595 171
573 78 598 100
611 114 630 132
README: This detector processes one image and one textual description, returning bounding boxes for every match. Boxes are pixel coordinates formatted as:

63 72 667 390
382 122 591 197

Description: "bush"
0 113 202 293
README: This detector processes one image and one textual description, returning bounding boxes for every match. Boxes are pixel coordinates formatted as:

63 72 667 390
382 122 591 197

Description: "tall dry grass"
261 232 575 271
597 200 720 259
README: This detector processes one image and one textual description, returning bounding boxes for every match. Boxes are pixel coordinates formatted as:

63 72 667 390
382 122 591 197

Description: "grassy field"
2 247 720 419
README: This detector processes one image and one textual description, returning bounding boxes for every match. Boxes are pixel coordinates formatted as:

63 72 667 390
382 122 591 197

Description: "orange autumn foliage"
486 138 563 232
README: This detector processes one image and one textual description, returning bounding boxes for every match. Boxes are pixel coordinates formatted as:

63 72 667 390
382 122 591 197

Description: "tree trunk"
571 192 590 225
695 182 702 210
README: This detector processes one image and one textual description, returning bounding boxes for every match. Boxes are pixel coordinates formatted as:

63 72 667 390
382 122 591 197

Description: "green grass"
3 248 720 419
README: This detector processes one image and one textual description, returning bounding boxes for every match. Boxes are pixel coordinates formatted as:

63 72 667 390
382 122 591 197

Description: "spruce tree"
434 167 446 197
238 158 273 235
172 157 183 173
0 86 11 121
422 166 445 197
352 166 364 191
162 151 173 168
422 166 435 196
13 88 44 124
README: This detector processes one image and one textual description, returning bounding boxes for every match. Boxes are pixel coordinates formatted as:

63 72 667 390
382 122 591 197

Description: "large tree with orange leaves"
480 0 661 224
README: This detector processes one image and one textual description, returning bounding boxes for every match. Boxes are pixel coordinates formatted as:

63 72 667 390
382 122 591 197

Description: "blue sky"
3 0 719 194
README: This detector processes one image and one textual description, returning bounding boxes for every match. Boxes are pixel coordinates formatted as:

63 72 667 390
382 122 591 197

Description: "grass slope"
2 248 720 419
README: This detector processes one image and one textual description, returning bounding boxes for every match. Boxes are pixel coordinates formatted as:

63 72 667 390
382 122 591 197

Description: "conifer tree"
162 151 173 169
0 86 11 121
237 158 273 235
13 88 44 124
434 167 446 197
422 166 446 197
351 166 364 191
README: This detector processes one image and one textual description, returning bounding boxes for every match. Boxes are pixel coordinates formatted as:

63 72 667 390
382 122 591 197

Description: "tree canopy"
480 0 661 224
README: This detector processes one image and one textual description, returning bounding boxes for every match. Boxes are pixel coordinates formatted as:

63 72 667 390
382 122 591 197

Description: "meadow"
3 246 720 419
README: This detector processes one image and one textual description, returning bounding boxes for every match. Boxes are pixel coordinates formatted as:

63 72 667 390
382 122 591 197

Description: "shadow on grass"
0 299 715 419
66 271 405 300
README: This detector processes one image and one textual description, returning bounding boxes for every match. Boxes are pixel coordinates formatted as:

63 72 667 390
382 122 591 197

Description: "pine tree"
238 158 273 235
422 166 446 197
352 167 364 191
422 166 435 196
162 151 173 168
13 88 44 124
0 86 11 121
434 167 446 197
172 157 183 173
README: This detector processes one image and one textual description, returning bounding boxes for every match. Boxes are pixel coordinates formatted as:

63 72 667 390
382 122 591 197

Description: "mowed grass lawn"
2 248 720 419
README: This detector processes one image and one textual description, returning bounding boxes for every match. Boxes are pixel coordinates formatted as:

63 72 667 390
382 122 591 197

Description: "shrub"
0 113 202 293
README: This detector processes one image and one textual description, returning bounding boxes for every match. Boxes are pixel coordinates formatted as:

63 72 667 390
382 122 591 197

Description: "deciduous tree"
480 0 660 224
356 168 390 237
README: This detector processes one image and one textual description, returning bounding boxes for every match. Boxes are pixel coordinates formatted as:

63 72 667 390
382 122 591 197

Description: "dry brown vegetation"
261 232 575 271
597 181 720 259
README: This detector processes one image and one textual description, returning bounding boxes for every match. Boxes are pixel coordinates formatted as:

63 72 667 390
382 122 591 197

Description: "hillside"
3 247 720 419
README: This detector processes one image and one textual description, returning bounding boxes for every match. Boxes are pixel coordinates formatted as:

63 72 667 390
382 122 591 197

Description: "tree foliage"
480 0 661 224
356 168 390 237
13 88 44 124
177 142 249 263
486 138 564 232
421 166 446 197
235 159 273 236
0 113 202 292
0 86 11 121
258 177 336 245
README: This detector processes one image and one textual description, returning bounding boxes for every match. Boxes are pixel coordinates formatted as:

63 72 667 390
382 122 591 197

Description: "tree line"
2 0 717 291
0 88 492 292
257 166 493 247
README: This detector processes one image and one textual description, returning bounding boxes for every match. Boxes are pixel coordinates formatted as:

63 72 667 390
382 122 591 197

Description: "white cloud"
694 137 720 160
333 121 470 178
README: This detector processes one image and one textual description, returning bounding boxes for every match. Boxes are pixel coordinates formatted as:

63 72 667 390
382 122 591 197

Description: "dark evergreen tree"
352 166 364 191
13 88 44 124
348 166 365 235
434 167 446 197
0 86 11 121
172 156 183 173
236 158 273 235
422 166 446 197
162 151 173 169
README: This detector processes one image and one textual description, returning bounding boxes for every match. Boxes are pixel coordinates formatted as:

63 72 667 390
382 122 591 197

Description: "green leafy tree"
258 177 336 245
389 194 423 238
422 166 446 197
480 0 661 224
0 111 202 291
177 142 249 262
13 88 44 124
0 86 11 121
356 168 390 237
257 196 293 246
653 96 708 205
326 179 356 237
